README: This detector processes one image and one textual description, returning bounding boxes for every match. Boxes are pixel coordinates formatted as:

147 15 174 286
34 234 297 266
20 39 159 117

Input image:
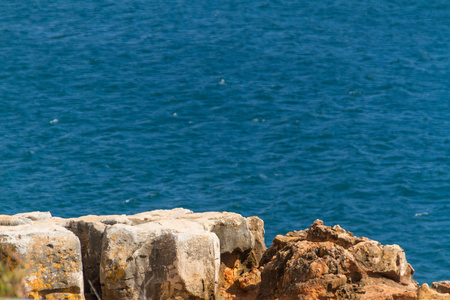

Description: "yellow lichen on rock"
0 223 85 300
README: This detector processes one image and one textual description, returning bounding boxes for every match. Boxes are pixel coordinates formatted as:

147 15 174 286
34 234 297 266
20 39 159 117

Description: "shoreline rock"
0 222 84 300
1 209 264 300
0 210 449 299
256 219 417 299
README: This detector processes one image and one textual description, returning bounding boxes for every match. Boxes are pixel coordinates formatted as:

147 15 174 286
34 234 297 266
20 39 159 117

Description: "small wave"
414 212 430 217
50 119 59 124
122 198 137 205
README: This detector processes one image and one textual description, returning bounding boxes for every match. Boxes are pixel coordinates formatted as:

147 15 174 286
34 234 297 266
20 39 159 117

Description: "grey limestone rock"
1 208 266 300
100 220 220 300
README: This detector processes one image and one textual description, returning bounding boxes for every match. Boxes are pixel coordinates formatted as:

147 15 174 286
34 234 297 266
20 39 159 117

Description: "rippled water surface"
1 0 449 283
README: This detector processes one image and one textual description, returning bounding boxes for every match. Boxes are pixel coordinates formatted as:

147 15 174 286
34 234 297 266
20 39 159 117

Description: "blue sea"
1 0 449 284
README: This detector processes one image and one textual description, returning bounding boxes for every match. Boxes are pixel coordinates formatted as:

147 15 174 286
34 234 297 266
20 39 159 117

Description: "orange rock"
418 283 450 300
257 220 418 300
432 281 450 294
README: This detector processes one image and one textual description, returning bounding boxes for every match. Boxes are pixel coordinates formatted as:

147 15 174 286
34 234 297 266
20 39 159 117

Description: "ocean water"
1 0 449 284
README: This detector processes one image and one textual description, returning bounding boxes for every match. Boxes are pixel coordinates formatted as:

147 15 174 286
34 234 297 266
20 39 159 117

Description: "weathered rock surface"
418 283 450 299
255 219 418 300
0 222 84 300
100 220 220 300
2 211 450 300
65 217 107 299
62 209 260 300
182 212 256 255
0 209 259 299
129 208 194 224
0 215 33 226
432 281 450 294
14 211 52 221
246 216 267 262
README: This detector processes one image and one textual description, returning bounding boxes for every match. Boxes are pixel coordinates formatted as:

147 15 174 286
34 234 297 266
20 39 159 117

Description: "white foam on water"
50 119 59 124
414 212 430 217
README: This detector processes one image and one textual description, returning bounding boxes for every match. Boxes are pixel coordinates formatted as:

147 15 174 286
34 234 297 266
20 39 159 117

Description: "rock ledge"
1 209 264 300
1 212 449 300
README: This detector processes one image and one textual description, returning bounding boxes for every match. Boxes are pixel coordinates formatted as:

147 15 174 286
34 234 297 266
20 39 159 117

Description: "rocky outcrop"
252 220 450 300
1 212 450 300
0 209 262 300
65 209 262 300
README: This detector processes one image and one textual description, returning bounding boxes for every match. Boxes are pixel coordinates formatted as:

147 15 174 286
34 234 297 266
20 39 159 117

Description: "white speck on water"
50 119 59 124
414 212 429 217
253 118 259 122
219 79 226 85
173 112 178 116
259 174 267 179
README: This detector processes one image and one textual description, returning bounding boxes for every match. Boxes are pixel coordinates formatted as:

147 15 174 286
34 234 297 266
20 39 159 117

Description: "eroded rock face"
182 211 256 254
6 211 447 300
65 218 107 299
257 220 418 300
0 223 84 300
62 209 261 300
100 220 220 300
246 216 266 263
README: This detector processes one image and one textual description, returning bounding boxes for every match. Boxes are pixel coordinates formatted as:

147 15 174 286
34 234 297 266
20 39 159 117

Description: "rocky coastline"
0 209 449 300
